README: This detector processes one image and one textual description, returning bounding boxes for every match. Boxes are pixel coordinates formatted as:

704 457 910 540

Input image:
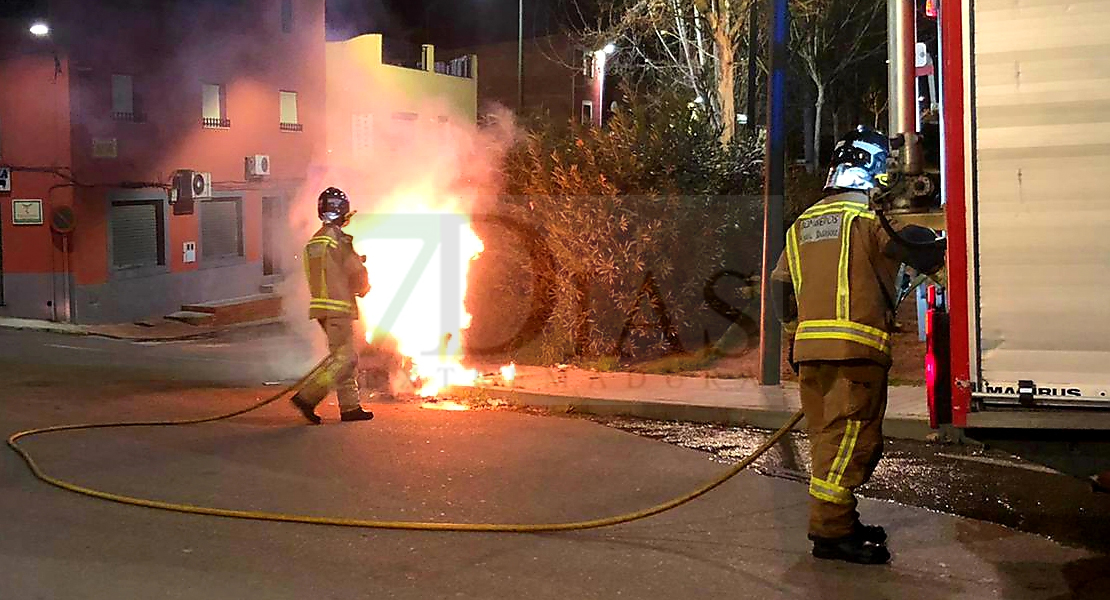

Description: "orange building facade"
0 0 326 323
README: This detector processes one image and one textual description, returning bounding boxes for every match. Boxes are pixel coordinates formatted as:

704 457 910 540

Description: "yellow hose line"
7 354 805 533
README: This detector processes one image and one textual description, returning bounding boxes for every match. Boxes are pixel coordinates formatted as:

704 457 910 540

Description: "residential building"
325 33 478 166
450 34 605 127
0 0 326 323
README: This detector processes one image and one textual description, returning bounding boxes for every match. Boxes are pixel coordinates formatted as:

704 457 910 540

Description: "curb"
455 386 935 442
0 319 88 337
0 317 288 343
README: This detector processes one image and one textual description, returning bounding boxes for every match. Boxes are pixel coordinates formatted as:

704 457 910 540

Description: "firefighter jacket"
304 224 370 320
772 191 904 366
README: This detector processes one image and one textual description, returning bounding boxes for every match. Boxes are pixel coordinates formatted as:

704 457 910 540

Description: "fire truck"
886 0 1110 482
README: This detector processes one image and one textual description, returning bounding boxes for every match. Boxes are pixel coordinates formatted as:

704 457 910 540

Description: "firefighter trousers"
798 359 889 539
299 317 361 412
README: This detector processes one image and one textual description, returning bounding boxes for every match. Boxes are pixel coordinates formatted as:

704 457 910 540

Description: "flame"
500 362 517 384
347 187 483 397
420 400 471 411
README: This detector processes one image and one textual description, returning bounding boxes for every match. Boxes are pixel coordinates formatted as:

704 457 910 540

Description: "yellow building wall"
325 34 478 163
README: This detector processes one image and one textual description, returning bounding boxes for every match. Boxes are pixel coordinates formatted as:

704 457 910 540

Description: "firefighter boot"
340 407 375 422
809 522 887 545
855 522 887 544
290 394 322 425
811 535 891 565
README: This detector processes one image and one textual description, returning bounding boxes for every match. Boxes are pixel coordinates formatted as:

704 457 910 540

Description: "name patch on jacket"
799 213 842 244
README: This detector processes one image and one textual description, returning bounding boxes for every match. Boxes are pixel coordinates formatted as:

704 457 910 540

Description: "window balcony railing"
279 122 303 132
202 117 232 129
434 55 474 79
112 111 146 123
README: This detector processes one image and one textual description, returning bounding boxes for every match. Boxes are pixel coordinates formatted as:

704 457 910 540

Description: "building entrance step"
179 293 283 326
165 311 217 326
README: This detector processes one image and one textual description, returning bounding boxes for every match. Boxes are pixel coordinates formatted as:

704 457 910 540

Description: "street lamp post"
758 0 790 385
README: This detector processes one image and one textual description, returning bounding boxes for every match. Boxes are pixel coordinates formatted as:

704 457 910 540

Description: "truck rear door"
970 0 1110 407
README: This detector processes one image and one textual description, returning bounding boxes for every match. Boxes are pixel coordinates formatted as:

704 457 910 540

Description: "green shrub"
467 94 828 365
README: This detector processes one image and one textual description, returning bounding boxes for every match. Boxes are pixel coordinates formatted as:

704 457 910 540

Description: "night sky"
0 1 571 49
327 0 567 48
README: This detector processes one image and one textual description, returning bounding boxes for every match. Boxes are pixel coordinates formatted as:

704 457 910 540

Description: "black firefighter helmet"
317 187 351 226
825 125 890 192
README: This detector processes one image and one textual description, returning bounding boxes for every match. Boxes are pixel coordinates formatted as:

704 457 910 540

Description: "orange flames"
347 187 484 398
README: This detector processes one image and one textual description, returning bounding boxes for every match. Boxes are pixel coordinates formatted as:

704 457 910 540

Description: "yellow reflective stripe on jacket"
795 320 892 354
799 201 875 219
306 236 340 302
308 236 339 248
828 419 862 486
310 298 354 310
809 476 853 505
786 226 802 294
836 212 859 319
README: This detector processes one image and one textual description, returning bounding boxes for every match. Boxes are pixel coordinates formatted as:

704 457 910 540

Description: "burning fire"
419 400 471 411
500 362 517 384
347 188 484 397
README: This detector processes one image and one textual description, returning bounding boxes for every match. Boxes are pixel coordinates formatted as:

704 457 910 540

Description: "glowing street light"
603 43 617 55
29 22 50 37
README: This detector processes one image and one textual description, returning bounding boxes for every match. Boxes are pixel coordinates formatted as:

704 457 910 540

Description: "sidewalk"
0 316 285 342
457 364 933 440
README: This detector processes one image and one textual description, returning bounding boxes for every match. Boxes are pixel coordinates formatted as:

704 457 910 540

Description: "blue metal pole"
758 0 790 385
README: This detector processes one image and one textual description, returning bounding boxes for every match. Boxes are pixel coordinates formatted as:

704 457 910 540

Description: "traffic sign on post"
51 205 76 235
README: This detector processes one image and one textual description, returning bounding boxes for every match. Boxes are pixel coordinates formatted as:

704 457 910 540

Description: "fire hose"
7 353 804 533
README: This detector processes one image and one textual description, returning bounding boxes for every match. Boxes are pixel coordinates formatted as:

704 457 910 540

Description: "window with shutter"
111 201 165 270
201 197 244 261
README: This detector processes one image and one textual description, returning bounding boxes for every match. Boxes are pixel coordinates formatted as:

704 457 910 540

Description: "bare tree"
790 0 885 169
569 0 756 145
862 84 888 129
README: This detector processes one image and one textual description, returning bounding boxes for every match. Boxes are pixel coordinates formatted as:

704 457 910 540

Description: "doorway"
262 196 288 277
0 203 5 306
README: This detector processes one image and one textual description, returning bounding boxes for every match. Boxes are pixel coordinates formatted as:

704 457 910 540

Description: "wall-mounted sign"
92 138 118 159
13 199 44 225
0 167 11 192
183 241 197 264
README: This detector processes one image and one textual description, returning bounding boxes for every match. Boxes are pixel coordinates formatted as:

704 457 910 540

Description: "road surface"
1 328 1106 598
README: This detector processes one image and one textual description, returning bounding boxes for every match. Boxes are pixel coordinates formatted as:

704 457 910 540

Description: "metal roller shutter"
201 198 243 260
972 0 1110 399
111 201 162 269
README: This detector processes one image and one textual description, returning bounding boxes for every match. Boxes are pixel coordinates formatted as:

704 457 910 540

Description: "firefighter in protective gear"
290 187 376 424
772 126 945 565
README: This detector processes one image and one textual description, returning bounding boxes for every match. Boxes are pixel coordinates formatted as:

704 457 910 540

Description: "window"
352 114 373 160
581 101 594 125
279 91 301 131
111 74 140 122
202 83 229 128
281 0 293 33
111 200 165 270
200 197 244 261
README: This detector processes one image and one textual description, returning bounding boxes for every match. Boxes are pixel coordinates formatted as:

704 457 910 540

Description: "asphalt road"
1 328 1107 599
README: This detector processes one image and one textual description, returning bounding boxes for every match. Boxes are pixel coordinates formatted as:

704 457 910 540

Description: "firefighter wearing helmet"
771 126 945 564
290 187 375 424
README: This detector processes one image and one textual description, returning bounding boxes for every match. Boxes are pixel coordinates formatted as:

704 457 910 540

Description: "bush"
466 93 780 364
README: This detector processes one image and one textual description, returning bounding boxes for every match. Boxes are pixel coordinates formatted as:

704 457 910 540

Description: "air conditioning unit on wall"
245 154 270 178
171 170 212 215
